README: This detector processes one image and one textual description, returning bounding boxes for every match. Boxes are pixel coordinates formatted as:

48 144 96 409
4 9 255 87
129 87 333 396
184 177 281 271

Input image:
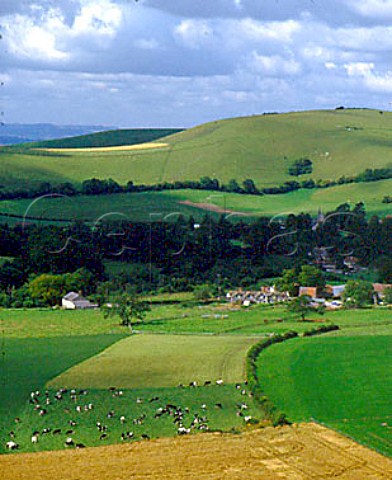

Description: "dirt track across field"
179 200 248 216
1 423 391 479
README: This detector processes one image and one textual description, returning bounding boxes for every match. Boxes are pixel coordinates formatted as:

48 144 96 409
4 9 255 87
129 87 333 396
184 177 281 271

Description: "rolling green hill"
0 109 391 193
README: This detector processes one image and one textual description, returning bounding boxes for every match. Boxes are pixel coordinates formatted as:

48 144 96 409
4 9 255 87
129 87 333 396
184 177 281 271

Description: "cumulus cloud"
2 0 123 66
249 52 301 76
345 62 392 93
1 0 392 126
347 0 392 18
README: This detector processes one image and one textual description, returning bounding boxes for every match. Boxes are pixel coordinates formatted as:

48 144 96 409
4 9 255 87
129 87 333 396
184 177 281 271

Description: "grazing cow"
216 379 224 385
6 441 19 450
75 443 85 449
149 396 159 403
120 416 126 424
204 380 211 386
99 433 107 441
201 404 207 410
141 434 150 440
215 403 223 409
52 428 61 435
235 383 241 390
76 405 82 413
66 429 75 435
69 420 77 427
31 435 39 444
65 437 74 447
244 416 252 423
42 428 51 435
136 398 143 404
14 417 21 424
189 381 197 388
177 427 190 435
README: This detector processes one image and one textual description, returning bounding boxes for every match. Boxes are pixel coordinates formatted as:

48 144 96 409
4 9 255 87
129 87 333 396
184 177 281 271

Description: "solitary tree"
102 291 150 333
343 280 374 308
287 295 314 321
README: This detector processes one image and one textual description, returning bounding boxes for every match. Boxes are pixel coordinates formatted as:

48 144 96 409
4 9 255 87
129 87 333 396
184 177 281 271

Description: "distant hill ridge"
0 123 112 145
31 128 184 149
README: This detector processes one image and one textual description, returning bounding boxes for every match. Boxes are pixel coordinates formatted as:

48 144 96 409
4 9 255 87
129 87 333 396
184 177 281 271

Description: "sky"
1 0 392 127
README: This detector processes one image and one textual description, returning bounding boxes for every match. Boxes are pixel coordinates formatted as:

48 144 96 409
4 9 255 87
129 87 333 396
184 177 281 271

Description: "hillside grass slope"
0 109 391 192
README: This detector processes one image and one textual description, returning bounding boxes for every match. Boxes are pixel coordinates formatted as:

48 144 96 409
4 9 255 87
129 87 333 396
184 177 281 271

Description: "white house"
62 292 98 310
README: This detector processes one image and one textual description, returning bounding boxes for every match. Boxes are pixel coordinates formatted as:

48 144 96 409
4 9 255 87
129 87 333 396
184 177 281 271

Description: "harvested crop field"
2 423 391 480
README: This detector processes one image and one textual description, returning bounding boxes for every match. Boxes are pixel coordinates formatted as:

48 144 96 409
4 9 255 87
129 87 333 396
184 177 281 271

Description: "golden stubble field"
39 142 169 153
1 423 391 480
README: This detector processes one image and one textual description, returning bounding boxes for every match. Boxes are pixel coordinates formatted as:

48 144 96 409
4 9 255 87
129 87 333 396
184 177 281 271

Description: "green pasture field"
0 309 127 338
48 334 260 389
6 383 258 454
1 109 392 192
0 179 390 225
0 335 125 451
1 304 390 339
256 333 392 456
1 304 390 455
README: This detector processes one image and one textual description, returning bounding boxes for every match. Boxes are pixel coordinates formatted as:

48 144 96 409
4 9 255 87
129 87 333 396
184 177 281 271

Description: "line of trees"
0 203 390 306
0 166 391 201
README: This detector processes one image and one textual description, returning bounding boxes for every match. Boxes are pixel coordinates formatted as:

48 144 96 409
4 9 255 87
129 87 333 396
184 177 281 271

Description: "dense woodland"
0 201 390 307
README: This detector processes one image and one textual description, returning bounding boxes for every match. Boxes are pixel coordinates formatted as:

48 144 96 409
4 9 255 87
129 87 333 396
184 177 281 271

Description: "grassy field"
1 304 390 339
0 178 390 225
48 334 261 389
256 332 392 456
1 109 392 192
1 304 390 456
0 335 125 448
3 383 258 454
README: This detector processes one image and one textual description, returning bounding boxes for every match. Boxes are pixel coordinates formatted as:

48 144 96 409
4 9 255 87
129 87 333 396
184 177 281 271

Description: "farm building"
226 286 289 306
298 287 320 299
372 283 392 304
325 285 346 298
62 292 98 310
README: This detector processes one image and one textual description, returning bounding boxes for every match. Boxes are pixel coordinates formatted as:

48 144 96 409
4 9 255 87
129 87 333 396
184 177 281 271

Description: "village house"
62 292 98 310
226 286 289 306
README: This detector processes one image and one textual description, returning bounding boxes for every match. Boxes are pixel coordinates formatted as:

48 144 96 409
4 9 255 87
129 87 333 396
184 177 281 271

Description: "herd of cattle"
6 380 253 451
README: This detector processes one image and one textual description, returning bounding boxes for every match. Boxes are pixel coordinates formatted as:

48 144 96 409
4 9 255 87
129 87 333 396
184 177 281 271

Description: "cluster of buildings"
226 283 391 309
